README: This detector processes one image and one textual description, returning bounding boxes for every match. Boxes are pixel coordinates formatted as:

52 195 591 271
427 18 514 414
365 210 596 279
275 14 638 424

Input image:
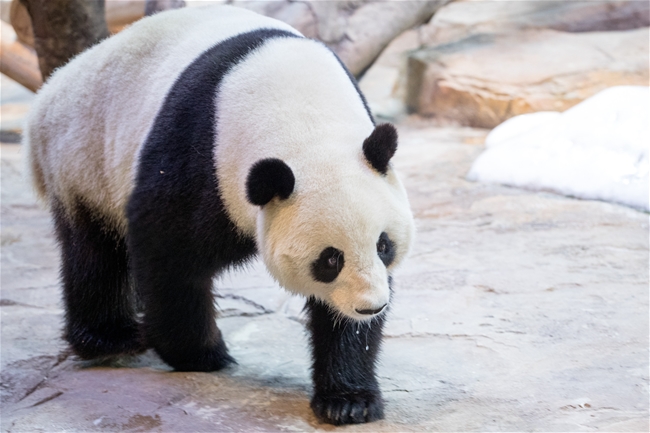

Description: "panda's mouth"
355 304 387 316
342 301 389 322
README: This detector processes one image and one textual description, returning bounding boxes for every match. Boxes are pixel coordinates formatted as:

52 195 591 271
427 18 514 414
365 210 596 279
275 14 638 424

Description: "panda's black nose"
355 304 387 315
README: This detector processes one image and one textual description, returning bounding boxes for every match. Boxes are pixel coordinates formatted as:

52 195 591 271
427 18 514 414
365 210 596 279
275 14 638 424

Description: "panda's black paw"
310 390 384 425
158 342 236 372
66 323 145 360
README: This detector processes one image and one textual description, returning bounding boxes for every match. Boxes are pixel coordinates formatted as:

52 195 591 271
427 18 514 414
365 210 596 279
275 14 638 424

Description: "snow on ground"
468 86 649 211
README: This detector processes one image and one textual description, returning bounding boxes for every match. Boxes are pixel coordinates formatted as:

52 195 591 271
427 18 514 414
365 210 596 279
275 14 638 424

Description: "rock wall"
421 0 650 45
406 28 649 128
406 0 650 127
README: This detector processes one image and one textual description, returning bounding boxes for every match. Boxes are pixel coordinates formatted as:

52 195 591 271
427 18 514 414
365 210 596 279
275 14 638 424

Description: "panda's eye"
377 232 395 267
311 247 344 283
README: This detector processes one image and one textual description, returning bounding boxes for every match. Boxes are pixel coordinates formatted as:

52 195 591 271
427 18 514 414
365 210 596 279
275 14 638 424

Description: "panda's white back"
215 37 377 235
25 6 300 232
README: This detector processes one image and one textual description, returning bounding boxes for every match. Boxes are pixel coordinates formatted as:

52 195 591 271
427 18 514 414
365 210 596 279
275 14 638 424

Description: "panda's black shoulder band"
246 158 295 206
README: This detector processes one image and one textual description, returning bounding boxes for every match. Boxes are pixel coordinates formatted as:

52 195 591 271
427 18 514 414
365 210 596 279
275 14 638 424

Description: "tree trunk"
18 0 110 81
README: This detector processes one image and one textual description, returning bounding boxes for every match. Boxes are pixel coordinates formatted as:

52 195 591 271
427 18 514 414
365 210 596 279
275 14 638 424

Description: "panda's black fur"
126 29 289 371
29 8 414 426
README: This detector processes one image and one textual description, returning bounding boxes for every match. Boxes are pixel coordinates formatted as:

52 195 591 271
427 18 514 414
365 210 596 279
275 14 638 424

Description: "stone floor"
1 75 648 431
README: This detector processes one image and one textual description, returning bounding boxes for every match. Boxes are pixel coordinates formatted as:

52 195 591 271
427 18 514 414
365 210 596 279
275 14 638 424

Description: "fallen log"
229 0 454 78
105 0 146 33
0 20 41 92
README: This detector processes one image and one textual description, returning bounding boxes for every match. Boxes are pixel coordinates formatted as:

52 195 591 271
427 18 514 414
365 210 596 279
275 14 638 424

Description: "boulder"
420 0 650 46
406 27 649 128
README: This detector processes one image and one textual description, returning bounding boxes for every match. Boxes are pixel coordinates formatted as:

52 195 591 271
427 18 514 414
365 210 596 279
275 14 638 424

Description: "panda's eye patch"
377 232 395 267
311 247 344 283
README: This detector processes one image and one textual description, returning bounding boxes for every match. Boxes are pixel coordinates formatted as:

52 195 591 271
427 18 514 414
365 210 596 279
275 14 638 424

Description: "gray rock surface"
0 75 34 141
1 117 648 431
420 0 650 46
406 27 649 128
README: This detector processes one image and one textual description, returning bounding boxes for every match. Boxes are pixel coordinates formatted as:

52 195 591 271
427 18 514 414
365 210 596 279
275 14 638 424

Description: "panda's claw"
311 390 384 425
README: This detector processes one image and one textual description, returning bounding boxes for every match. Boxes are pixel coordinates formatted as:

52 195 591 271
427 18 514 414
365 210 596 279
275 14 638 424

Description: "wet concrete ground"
1 76 648 432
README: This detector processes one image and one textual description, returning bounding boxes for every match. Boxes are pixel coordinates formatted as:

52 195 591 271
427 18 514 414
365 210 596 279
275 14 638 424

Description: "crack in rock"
0 299 43 308
384 332 519 349
29 390 63 408
215 293 273 316
8 350 71 404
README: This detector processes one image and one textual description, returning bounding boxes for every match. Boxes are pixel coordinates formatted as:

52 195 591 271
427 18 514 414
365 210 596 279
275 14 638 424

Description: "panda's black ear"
246 158 295 206
363 123 398 175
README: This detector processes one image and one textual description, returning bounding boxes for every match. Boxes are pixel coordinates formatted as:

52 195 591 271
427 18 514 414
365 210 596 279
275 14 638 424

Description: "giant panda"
24 5 415 426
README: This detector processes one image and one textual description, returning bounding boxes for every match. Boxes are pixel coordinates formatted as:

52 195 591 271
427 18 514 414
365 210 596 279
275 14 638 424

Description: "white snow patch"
468 86 649 211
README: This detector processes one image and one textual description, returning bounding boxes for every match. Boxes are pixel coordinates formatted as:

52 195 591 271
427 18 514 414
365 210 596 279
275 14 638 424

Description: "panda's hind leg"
52 199 144 360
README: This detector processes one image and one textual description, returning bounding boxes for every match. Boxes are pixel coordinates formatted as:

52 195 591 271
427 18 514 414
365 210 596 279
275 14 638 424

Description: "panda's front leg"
305 297 385 425
127 198 243 372
131 258 236 372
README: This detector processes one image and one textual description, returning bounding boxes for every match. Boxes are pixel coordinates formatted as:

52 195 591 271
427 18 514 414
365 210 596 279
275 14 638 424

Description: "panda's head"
245 124 414 321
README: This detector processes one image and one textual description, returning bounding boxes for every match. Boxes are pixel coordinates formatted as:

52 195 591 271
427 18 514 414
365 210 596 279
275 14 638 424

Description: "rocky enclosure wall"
405 0 650 127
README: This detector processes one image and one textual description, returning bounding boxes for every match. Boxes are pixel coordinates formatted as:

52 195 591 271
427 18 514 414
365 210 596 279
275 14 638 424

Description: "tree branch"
18 0 110 80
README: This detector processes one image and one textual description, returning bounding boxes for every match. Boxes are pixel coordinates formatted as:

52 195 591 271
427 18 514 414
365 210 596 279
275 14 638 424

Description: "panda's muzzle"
355 303 387 316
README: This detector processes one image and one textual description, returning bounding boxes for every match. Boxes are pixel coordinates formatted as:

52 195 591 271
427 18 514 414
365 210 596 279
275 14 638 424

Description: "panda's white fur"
214 37 414 318
26 5 414 321
26 6 299 232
